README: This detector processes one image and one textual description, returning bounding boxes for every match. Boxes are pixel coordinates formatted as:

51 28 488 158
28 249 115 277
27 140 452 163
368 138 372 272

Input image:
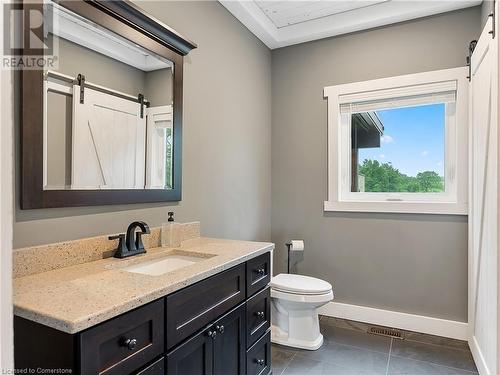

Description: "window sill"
324 200 467 215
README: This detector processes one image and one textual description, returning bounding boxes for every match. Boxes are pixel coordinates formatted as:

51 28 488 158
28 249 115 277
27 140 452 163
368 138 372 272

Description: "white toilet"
270 273 333 350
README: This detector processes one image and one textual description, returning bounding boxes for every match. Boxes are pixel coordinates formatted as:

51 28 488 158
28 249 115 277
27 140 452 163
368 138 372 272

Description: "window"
324 68 468 214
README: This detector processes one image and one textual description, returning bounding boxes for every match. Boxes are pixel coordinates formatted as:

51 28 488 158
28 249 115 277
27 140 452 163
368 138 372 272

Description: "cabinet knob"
207 330 217 339
122 338 137 351
256 268 265 276
256 359 265 366
256 311 265 319
216 325 225 334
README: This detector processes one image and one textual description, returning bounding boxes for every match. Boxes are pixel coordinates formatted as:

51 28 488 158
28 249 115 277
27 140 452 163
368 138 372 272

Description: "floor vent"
368 326 404 339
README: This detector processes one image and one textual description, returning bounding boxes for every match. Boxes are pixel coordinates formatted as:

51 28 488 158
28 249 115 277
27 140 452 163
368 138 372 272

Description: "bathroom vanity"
13 231 273 375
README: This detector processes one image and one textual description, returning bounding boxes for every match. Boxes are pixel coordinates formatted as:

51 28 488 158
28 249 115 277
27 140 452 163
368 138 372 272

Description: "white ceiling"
219 0 482 49
254 0 389 28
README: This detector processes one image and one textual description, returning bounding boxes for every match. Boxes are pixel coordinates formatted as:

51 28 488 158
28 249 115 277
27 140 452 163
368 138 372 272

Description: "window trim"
324 67 468 215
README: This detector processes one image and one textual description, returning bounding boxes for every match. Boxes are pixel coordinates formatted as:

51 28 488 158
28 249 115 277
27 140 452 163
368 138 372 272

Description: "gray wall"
271 8 480 322
145 68 173 106
14 1 271 248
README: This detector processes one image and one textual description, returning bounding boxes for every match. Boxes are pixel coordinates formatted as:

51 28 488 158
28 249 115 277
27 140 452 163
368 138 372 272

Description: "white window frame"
324 67 468 215
145 105 173 189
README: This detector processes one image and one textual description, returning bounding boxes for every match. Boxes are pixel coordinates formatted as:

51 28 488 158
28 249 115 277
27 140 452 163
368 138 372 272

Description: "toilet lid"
271 274 332 295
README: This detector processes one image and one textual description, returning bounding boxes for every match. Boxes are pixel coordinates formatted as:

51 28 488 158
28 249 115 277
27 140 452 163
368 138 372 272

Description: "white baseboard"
318 302 468 341
468 335 490 375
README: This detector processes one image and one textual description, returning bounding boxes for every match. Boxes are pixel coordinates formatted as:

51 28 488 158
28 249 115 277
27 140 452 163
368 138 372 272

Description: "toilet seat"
271 288 334 303
270 274 332 295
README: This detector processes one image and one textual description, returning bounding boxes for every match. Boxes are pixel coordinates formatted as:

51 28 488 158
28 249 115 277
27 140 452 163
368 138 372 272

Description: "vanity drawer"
246 286 271 348
79 300 164 375
166 263 246 350
246 252 271 296
246 330 271 375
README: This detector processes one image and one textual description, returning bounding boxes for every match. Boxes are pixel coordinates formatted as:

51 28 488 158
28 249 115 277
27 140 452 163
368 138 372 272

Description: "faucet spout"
126 221 150 254
110 221 150 259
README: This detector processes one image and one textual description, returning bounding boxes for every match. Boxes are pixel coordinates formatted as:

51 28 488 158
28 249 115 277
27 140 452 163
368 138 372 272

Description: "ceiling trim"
219 1 482 49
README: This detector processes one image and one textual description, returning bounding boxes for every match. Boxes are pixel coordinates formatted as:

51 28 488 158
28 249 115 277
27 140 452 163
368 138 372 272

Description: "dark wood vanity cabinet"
14 252 272 375
246 332 272 375
137 358 166 375
167 304 246 375
80 299 165 375
246 287 271 348
15 299 166 375
166 264 246 350
213 304 246 375
246 252 271 296
166 326 213 375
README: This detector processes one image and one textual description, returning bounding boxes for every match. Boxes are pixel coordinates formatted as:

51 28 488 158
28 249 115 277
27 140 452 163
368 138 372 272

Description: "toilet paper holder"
285 240 304 274
286 242 292 273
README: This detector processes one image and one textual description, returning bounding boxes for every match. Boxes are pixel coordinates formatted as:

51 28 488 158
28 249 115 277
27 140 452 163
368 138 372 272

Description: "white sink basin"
123 253 210 276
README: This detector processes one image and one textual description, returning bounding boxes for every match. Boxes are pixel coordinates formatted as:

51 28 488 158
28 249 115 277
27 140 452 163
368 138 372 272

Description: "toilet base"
270 288 333 351
271 325 324 350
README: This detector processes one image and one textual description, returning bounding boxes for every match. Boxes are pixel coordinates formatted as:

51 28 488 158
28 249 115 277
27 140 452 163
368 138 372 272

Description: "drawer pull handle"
256 311 265 319
122 338 137 351
256 359 265 366
216 325 225 334
256 268 265 276
207 330 217 339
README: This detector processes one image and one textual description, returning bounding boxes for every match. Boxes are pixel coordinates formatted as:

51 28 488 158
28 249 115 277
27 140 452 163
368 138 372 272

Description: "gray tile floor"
272 317 478 375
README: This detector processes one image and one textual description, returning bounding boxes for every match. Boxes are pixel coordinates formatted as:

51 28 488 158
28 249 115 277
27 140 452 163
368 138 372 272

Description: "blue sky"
358 103 445 177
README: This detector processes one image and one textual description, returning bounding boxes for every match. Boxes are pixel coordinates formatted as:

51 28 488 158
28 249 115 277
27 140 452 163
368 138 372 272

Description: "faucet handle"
109 234 128 258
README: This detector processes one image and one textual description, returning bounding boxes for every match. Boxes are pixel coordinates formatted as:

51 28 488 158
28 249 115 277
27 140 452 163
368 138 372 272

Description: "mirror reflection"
43 2 174 190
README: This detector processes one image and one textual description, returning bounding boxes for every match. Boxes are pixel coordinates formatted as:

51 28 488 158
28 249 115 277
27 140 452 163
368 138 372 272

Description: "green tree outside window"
357 159 444 193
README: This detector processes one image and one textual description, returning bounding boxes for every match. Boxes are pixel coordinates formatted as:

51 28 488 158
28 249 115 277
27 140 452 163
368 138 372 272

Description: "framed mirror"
21 0 196 209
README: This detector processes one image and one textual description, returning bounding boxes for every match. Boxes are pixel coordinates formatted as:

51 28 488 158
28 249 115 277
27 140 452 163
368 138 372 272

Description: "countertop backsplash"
13 221 201 278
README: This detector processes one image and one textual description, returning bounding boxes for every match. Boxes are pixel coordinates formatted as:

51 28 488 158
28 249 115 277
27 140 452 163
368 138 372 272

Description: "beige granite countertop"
14 237 274 334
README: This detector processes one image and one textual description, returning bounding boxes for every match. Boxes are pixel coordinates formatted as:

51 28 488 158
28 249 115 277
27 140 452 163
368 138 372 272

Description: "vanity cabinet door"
213 304 246 375
166 327 214 375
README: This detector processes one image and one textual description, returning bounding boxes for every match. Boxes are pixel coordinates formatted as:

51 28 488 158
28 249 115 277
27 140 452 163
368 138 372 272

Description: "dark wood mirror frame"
21 0 196 209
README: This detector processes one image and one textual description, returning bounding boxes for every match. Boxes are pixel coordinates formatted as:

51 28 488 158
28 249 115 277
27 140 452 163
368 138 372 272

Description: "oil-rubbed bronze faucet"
109 221 151 258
